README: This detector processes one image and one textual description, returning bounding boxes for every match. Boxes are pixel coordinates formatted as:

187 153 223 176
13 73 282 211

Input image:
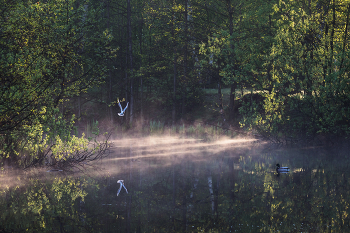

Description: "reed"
143 120 233 140
149 120 164 134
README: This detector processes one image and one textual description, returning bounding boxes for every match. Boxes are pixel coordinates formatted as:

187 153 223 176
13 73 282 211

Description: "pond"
1 136 350 232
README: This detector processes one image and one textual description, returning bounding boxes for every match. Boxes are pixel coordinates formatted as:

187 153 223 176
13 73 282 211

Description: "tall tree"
127 0 134 123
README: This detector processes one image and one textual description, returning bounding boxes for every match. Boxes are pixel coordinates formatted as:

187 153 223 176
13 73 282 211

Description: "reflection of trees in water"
2 145 350 232
0 176 97 233
226 148 350 232
111 146 350 232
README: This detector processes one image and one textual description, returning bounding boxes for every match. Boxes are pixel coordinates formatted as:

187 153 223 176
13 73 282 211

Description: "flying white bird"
117 180 128 196
118 101 129 117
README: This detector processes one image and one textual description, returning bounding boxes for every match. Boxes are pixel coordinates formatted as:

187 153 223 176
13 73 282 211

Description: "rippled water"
1 136 350 232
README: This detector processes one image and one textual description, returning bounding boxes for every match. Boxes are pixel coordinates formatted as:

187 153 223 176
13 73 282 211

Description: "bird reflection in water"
117 180 128 196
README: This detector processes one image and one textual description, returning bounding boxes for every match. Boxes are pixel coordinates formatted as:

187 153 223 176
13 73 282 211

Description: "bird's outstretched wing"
118 101 123 111
124 102 129 111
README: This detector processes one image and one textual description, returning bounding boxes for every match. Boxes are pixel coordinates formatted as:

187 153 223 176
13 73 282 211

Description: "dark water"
1 136 350 232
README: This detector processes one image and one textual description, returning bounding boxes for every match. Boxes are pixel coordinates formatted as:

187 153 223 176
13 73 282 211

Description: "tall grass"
149 121 165 134
145 121 234 140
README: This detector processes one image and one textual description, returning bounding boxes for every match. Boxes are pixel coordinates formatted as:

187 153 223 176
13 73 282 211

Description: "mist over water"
1 136 350 232
98 136 260 175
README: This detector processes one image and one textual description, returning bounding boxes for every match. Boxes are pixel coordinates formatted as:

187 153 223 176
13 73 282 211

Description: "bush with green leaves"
0 0 112 167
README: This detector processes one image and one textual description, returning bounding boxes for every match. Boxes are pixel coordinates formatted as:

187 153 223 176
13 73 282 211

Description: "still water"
1 136 350 232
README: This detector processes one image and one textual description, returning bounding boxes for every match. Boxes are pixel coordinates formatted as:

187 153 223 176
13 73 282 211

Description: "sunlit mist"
93 135 263 177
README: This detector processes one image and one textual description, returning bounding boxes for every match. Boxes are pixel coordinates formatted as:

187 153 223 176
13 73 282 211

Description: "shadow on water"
1 136 350 232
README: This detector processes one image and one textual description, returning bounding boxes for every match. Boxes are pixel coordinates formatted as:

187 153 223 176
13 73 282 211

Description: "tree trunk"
323 22 329 83
173 53 177 125
218 80 223 111
229 83 236 121
139 17 143 125
182 0 188 119
339 5 350 72
106 0 113 123
329 0 335 74
78 95 81 119
227 0 236 122
109 74 113 122
172 3 177 125
127 0 134 123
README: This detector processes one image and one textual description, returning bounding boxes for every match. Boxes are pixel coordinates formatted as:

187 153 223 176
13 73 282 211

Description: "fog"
95 135 263 177
2 135 350 232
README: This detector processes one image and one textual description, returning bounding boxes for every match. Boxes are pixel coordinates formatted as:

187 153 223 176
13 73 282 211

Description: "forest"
1 0 350 168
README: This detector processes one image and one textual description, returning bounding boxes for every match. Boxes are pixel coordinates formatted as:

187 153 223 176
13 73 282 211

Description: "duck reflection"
276 163 290 174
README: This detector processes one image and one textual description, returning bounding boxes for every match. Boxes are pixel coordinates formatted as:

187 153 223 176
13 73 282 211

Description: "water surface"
1 136 350 232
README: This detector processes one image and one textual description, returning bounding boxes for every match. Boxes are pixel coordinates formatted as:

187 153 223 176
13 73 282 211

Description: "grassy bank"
80 87 248 141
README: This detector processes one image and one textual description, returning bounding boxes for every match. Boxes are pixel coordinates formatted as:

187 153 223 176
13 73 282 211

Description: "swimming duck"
276 164 290 173
118 101 129 117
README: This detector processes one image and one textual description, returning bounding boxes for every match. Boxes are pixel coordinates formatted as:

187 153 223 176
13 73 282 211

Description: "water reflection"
1 137 350 232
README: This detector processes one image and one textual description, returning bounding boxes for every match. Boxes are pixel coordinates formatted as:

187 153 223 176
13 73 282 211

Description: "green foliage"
2 0 350 147
51 134 89 161
0 107 76 166
0 0 110 130
0 0 112 166
198 0 350 139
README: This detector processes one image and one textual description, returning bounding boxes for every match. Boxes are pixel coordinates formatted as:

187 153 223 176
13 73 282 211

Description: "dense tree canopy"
0 0 112 167
1 0 350 166
1 0 111 132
